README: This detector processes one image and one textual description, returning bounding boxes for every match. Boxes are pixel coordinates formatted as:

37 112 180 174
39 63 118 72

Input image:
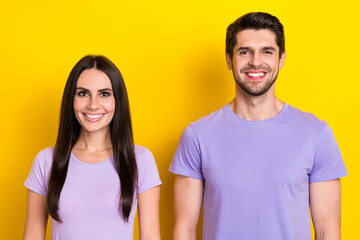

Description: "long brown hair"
47 55 137 222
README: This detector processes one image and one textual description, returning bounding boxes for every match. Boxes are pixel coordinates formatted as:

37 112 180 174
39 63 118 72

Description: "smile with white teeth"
246 72 265 77
85 114 104 119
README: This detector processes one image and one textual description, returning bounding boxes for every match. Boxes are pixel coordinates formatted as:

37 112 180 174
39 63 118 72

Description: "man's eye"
100 92 110 97
239 51 250 55
78 91 88 96
263 51 273 55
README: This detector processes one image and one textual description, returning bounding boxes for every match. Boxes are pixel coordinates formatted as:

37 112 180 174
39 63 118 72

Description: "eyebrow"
76 87 113 92
236 47 251 52
262 46 276 51
236 46 276 52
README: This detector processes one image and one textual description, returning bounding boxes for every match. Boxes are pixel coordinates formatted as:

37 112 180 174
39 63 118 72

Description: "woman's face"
73 68 115 134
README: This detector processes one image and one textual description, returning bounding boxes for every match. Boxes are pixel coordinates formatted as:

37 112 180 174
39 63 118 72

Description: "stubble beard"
233 68 279 96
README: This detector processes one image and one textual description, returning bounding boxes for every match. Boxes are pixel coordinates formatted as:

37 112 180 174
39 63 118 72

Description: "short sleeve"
169 125 204 180
309 123 348 182
24 148 53 196
136 146 162 194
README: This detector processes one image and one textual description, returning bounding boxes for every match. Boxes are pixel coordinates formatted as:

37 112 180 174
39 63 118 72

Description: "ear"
225 53 232 70
279 52 286 69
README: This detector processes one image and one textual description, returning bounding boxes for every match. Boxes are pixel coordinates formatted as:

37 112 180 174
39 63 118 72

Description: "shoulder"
134 145 154 160
188 105 228 133
172 105 228 146
285 104 327 132
192 106 226 126
33 147 54 168
287 104 321 121
24 147 54 196
134 145 161 192
134 145 156 168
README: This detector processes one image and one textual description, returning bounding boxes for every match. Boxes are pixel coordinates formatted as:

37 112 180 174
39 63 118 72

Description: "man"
169 12 347 240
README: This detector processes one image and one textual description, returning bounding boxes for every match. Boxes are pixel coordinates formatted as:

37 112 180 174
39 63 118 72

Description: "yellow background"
1 0 359 239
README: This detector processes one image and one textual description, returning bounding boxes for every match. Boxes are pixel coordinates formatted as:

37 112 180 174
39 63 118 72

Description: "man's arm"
173 175 203 240
310 179 342 240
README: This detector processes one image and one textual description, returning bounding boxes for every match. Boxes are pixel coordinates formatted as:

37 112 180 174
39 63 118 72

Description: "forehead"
77 69 112 88
235 29 278 50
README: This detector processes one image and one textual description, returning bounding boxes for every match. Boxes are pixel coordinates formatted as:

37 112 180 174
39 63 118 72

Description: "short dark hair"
226 12 285 58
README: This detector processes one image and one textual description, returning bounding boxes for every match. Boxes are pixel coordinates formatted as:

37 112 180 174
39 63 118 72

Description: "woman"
23 55 161 240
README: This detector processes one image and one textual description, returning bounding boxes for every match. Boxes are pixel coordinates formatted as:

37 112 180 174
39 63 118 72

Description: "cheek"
73 98 86 112
73 100 82 113
233 59 247 71
267 58 281 68
72 101 83 124
104 100 115 113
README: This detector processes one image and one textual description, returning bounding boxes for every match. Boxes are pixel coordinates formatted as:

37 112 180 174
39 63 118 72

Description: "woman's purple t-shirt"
169 103 347 240
25 145 161 240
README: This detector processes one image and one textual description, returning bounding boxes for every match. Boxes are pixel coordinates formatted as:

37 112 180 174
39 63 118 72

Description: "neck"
74 127 112 152
230 85 284 121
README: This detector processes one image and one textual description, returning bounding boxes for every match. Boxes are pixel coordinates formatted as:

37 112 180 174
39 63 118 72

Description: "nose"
248 53 262 67
87 96 99 110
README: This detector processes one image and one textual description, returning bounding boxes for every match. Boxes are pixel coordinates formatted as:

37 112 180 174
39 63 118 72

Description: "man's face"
226 29 286 96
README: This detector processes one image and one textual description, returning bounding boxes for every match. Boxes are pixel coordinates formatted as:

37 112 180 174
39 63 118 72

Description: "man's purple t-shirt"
25 145 161 240
169 103 347 240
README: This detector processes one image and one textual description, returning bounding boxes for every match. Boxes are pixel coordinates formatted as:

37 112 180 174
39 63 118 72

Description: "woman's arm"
138 186 161 240
23 189 48 240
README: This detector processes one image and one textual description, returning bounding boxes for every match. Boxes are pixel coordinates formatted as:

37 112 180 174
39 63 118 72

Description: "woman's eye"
78 91 88 96
100 92 110 97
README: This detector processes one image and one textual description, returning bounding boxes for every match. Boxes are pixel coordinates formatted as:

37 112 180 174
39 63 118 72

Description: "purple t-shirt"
25 145 161 240
169 103 347 240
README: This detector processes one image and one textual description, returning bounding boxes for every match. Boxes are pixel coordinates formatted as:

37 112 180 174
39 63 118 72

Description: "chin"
80 124 110 133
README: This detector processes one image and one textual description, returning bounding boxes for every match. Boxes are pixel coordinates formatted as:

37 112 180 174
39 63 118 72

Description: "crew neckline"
225 102 288 126
70 152 113 166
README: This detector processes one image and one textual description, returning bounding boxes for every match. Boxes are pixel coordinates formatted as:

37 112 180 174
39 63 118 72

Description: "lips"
247 72 264 77
245 71 266 80
82 113 105 122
